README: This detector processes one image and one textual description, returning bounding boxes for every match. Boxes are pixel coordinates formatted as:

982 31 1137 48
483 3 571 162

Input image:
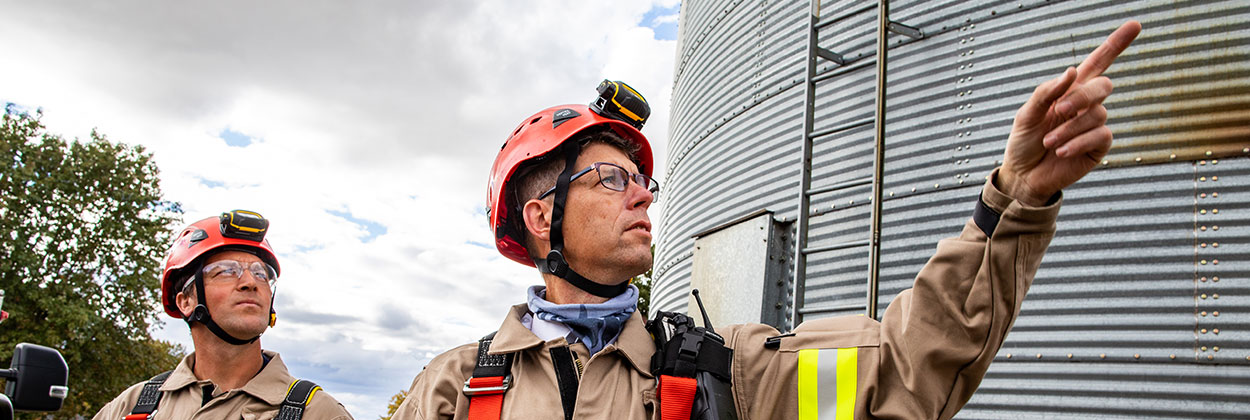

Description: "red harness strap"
465 376 508 420
658 374 698 420
464 332 513 420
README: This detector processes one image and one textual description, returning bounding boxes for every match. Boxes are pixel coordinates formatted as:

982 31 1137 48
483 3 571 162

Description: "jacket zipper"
571 352 584 379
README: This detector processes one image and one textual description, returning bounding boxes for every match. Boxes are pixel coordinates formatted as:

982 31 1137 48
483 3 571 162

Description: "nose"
625 177 654 210
236 270 265 290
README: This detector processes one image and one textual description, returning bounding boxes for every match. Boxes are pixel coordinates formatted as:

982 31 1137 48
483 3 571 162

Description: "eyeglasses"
538 162 660 202
201 260 278 288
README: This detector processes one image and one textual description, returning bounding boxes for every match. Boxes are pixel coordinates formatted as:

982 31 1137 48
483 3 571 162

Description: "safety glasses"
539 162 660 202
201 260 278 288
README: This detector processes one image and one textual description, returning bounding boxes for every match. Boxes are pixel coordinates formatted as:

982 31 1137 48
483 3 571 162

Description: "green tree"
631 245 655 319
380 390 407 420
0 106 184 418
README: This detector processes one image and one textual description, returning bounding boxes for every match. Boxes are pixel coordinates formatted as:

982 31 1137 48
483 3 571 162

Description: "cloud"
279 307 362 326
0 1 678 418
376 303 420 332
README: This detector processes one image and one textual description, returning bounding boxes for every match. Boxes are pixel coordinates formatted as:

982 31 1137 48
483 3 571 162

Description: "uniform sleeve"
306 388 356 420
392 343 478 420
727 169 1060 420
91 382 145 420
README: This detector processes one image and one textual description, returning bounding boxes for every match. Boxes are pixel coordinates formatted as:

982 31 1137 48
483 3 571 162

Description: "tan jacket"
93 350 353 420
395 174 1058 420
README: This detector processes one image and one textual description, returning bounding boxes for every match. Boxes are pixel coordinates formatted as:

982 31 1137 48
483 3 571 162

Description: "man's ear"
522 198 553 242
176 289 197 318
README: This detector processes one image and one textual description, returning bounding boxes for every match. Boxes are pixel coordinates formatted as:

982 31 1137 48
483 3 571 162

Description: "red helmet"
487 103 653 266
160 210 280 319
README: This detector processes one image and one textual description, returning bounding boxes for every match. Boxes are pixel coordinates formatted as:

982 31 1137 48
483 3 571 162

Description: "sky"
0 1 681 417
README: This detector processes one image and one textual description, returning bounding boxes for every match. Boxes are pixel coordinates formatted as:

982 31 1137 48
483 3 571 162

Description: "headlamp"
590 80 650 129
219 209 269 242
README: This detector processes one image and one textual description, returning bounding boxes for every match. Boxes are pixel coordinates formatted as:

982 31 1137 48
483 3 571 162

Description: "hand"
999 20 1142 206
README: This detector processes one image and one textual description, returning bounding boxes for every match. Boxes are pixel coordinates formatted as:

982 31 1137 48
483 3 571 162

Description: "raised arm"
999 21 1142 206
726 21 1142 420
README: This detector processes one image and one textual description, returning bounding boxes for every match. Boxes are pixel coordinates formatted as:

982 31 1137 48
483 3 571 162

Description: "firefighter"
93 210 353 420
395 21 1140 420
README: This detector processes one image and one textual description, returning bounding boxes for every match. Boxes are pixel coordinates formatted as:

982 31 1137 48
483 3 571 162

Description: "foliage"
631 245 655 319
380 390 407 420
0 107 184 419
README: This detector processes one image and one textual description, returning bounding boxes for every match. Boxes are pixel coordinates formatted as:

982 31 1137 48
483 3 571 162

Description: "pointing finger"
1076 20 1142 82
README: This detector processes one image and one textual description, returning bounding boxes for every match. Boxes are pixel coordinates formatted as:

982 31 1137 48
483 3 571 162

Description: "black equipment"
590 80 650 129
219 210 269 242
0 343 69 419
646 290 738 420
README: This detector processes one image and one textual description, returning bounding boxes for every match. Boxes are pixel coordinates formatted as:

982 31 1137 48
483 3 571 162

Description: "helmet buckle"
545 250 566 277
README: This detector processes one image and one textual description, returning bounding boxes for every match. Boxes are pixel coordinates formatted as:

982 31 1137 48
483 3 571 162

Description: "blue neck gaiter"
527 285 638 354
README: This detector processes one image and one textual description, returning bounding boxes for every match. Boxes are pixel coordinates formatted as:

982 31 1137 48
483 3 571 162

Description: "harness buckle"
123 410 156 420
462 374 512 396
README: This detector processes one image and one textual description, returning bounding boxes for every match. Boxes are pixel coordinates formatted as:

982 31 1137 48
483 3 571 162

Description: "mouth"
626 221 652 234
235 299 262 309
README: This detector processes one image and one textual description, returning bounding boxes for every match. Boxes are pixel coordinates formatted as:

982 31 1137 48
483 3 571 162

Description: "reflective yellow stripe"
798 348 858 420
285 380 322 404
797 349 819 420
305 386 322 404
835 347 857 420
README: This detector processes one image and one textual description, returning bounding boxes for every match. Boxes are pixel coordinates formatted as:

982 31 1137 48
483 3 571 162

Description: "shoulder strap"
275 379 322 420
547 346 579 420
464 332 513 420
124 371 173 420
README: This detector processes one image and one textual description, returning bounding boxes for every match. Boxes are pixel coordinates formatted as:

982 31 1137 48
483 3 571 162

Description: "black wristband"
973 195 1001 237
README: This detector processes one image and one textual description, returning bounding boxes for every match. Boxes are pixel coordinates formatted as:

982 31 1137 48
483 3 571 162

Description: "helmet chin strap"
185 269 264 346
533 142 629 299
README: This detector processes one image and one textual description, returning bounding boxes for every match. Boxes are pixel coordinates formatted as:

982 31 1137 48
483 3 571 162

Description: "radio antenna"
691 289 715 333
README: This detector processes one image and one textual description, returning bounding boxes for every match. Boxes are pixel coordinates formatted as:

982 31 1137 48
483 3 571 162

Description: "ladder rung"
806 177 871 196
815 47 845 65
887 21 924 39
815 4 875 31
803 239 870 255
809 117 873 139
798 303 864 315
812 60 874 83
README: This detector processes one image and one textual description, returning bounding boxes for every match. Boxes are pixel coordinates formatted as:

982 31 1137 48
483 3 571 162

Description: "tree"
631 245 655 319
0 106 184 418
380 390 407 420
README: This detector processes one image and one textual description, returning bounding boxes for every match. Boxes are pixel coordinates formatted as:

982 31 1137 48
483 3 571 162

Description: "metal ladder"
792 0 922 326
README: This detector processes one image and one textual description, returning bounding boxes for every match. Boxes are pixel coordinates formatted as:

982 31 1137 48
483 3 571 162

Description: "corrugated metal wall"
654 0 1250 417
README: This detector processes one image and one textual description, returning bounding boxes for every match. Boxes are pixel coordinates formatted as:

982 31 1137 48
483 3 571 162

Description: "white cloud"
652 13 681 26
1 1 678 417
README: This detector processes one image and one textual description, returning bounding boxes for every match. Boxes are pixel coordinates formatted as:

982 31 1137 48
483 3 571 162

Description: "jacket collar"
159 350 293 405
489 304 549 353
611 310 657 377
491 303 656 378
